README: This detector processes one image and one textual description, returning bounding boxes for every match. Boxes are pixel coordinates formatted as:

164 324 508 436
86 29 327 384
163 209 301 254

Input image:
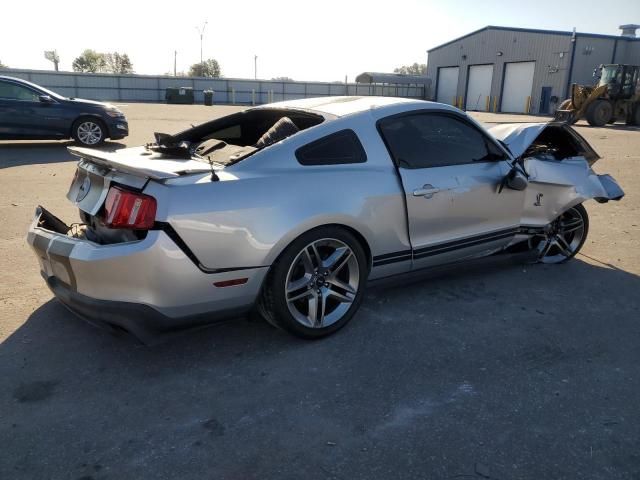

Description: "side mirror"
39 94 54 103
506 169 528 191
499 166 529 193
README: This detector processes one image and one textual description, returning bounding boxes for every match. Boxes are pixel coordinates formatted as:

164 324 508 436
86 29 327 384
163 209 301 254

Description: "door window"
379 113 504 169
0 81 40 101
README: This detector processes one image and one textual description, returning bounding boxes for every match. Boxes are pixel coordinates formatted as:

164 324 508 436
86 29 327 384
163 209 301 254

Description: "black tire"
259 226 368 339
631 106 640 126
532 204 589 264
586 100 613 127
72 117 107 146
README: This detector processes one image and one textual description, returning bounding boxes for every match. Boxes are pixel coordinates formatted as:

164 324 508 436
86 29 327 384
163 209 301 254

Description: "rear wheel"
259 226 367 338
586 100 613 127
632 106 640 126
73 117 106 146
529 204 589 264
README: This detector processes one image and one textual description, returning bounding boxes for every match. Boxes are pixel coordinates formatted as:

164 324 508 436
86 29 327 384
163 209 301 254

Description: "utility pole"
196 21 208 64
174 50 177 76
254 55 258 80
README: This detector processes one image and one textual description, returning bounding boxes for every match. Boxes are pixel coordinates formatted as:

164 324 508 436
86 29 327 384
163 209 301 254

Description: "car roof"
257 96 439 118
0 75 42 89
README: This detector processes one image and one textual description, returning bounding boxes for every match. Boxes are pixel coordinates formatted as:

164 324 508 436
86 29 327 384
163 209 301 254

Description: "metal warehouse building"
426 24 640 114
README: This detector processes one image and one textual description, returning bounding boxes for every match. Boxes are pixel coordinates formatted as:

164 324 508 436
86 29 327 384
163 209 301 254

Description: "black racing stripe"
413 227 519 256
414 232 516 259
373 250 412 262
32 234 51 255
373 255 412 267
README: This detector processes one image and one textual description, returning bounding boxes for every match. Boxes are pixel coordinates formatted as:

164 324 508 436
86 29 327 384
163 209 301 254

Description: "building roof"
355 72 430 85
427 25 639 52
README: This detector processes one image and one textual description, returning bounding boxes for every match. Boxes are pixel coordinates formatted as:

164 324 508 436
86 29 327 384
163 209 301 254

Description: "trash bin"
203 89 214 106
165 87 194 105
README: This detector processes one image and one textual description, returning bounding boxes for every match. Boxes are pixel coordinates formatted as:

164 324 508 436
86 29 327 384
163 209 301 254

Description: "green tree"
393 63 427 75
72 49 105 73
104 52 134 74
189 59 221 78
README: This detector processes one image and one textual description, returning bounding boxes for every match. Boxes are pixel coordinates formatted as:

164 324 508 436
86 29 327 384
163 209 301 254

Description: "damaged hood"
68 146 212 179
488 123 548 159
487 122 600 165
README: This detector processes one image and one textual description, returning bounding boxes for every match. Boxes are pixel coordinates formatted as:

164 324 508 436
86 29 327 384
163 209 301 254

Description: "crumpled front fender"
592 174 624 203
521 158 624 226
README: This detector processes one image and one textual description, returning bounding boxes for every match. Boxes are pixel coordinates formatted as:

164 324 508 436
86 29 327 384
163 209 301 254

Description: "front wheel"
73 118 106 146
586 100 613 127
259 227 368 339
530 204 589 264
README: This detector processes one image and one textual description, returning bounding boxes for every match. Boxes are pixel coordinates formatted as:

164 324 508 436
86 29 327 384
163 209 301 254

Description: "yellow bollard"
485 96 490 112
525 96 531 114
493 97 498 113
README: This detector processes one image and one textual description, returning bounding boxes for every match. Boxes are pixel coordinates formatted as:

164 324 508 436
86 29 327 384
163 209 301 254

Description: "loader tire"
586 100 613 127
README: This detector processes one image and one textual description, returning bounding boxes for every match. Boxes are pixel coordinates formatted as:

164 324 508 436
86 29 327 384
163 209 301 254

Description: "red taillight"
103 186 156 229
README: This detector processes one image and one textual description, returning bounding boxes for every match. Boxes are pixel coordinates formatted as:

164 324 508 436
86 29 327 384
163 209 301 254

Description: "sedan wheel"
531 204 589 264
75 120 104 146
259 227 367 338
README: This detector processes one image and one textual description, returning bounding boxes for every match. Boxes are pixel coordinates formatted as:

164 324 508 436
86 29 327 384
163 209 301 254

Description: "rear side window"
296 129 366 166
378 113 498 169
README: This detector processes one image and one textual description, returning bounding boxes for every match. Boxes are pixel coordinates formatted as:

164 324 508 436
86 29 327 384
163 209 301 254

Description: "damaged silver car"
27 97 624 342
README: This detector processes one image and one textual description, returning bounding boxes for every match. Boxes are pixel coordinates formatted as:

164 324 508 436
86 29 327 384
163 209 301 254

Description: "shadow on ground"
1 257 639 479
0 141 126 168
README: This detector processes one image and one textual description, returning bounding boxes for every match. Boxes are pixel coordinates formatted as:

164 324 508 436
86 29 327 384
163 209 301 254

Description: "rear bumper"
44 274 248 344
28 206 268 342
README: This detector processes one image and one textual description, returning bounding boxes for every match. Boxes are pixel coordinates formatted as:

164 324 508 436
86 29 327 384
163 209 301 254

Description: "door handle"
413 184 440 197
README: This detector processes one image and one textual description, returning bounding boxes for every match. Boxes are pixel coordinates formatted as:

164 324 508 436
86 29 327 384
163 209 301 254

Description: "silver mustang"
28 96 624 342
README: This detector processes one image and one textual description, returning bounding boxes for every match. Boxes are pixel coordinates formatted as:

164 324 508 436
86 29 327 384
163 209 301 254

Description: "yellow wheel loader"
555 64 640 127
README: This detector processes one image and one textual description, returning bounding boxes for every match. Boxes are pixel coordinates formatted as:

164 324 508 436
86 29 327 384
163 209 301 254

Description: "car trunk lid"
68 146 212 180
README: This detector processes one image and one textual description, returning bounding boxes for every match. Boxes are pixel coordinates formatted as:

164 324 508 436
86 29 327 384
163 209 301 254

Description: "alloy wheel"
284 238 360 328
532 206 587 263
77 121 103 145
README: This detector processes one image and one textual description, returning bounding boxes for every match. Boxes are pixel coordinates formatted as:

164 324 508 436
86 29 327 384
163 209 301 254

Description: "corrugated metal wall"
0 69 427 104
426 29 572 114
571 37 617 86
426 28 638 114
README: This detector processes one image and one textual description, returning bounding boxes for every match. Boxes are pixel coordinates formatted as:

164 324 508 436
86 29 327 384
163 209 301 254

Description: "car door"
0 80 64 139
378 111 526 269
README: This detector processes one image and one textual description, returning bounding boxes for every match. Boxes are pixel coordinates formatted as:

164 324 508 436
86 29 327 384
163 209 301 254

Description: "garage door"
465 65 493 111
436 67 459 105
501 62 535 113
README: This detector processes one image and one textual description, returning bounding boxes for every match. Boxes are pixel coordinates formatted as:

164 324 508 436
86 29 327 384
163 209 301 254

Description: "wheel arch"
264 222 373 276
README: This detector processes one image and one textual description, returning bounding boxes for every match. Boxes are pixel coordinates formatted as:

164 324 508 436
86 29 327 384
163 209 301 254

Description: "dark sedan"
0 75 128 146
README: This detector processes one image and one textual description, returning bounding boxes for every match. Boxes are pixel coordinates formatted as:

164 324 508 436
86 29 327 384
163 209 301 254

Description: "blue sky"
1 0 638 81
